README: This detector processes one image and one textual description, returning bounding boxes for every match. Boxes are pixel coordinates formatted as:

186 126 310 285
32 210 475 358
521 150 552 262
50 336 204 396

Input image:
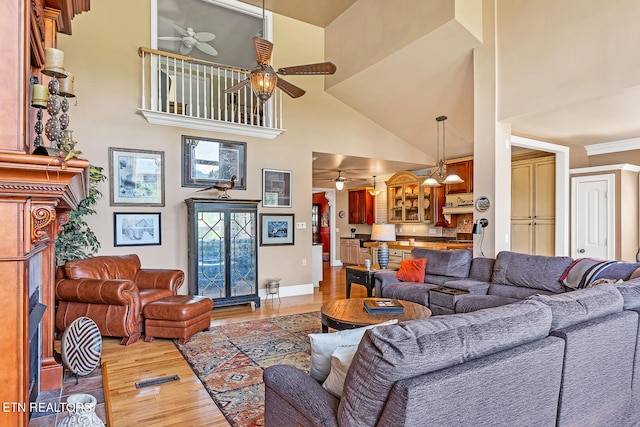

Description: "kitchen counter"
363 241 473 250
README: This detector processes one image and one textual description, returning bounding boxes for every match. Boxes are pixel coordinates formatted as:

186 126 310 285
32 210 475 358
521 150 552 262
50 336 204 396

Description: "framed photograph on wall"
109 147 164 206
113 212 161 247
260 214 295 246
182 135 247 189
262 168 292 207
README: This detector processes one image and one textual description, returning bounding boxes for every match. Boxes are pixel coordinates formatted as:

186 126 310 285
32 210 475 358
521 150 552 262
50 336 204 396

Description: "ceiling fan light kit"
423 115 464 187
224 0 337 103
368 176 381 196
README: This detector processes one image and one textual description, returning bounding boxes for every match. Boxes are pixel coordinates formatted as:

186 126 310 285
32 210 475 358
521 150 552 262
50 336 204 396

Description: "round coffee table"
320 298 432 332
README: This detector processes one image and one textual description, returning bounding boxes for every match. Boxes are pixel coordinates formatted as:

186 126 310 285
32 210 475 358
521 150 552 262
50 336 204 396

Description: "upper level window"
152 0 271 69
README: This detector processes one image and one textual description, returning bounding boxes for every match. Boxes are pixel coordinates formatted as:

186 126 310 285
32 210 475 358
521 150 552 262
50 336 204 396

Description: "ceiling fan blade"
277 62 337 76
253 37 273 65
172 24 188 36
194 32 216 42
195 42 218 56
224 79 251 94
179 44 193 55
157 36 182 41
276 78 306 98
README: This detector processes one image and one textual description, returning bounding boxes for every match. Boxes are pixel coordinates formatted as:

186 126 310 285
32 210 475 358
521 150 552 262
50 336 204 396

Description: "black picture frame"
260 214 295 246
262 168 292 207
181 135 247 189
113 212 162 247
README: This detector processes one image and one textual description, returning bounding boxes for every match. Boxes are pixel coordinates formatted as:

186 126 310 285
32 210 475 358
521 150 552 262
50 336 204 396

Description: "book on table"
363 299 405 314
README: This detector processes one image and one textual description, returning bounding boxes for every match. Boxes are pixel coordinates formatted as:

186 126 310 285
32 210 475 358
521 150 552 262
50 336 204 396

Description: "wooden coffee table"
320 298 432 332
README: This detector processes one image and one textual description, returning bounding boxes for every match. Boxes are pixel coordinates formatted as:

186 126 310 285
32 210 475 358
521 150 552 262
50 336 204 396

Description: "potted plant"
55 165 107 266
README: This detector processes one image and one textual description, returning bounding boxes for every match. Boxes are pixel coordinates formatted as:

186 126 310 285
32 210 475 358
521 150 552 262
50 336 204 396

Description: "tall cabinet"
186 198 260 308
511 155 556 255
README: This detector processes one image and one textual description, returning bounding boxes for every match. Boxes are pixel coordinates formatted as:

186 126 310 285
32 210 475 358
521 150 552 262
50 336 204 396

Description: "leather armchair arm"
56 278 140 306
136 269 185 293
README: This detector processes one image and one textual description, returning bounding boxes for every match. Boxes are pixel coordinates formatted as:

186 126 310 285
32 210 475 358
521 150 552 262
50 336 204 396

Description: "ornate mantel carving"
31 205 57 242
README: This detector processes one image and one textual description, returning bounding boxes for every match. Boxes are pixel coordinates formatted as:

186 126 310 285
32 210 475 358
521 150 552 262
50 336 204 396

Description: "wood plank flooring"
102 263 362 426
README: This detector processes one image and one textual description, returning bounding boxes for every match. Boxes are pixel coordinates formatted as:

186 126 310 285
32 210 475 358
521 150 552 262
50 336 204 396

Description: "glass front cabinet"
185 198 260 308
386 171 432 223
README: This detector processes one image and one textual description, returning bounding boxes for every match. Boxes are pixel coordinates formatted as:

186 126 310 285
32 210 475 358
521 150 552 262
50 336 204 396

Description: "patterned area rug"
176 312 322 427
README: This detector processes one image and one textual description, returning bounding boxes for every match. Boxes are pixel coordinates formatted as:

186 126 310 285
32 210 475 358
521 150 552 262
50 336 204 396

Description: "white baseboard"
259 283 314 300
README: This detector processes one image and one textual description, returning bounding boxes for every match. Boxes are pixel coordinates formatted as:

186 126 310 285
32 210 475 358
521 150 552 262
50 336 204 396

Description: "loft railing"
137 47 284 139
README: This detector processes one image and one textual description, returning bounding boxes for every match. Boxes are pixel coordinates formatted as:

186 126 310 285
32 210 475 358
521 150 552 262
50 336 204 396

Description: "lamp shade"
250 66 277 102
423 177 441 187
442 173 464 185
335 180 344 191
371 223 396 242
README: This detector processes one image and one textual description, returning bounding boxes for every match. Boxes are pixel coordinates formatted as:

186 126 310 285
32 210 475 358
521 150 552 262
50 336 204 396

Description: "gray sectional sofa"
264 282 640 427
375 248 640 315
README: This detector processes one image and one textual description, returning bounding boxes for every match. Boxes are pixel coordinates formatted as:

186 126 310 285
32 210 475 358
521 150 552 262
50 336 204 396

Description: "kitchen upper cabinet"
386 171 422 223
432 185 457 228
348 189 373 224
445 158 473 194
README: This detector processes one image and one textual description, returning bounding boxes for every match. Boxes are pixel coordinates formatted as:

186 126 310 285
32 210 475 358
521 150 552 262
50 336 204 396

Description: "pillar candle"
31 84 49 108
44 48 65 73
59 73 75 97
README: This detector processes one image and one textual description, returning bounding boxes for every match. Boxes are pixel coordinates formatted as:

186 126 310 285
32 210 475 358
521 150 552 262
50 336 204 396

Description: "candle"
59 73 75 97
44 48 65 73
31 84 49 108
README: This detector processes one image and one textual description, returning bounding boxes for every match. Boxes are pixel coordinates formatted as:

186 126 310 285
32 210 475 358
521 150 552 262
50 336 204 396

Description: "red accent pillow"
395 258 427 282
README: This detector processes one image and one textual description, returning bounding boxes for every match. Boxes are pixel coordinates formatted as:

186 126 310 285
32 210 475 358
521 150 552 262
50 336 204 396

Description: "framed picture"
182 135 247 189
113 212 161 247
109 147 164 206
262 169 292 207
260 214 295 246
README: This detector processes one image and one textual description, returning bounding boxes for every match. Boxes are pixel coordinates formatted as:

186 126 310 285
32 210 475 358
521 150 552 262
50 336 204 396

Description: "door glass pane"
230 212 256 297
197 211 225 298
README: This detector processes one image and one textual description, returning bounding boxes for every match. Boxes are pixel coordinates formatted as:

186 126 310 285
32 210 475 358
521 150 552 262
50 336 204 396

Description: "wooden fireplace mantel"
0 153 89 426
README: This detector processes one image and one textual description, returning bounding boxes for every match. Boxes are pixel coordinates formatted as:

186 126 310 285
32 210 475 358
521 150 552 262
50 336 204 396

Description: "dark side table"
345 265 380 298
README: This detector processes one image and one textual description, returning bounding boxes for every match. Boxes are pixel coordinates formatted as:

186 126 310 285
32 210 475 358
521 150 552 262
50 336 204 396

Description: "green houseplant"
55 165 107 266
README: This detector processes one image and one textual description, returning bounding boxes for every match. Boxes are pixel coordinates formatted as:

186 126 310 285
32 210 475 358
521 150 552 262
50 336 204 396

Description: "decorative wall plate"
475 196 490 212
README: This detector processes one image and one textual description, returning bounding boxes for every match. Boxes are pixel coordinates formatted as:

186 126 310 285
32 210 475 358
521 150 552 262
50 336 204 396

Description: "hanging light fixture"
334 170 347 191
368 176 381 196
423 115 464 187
250 0 277 102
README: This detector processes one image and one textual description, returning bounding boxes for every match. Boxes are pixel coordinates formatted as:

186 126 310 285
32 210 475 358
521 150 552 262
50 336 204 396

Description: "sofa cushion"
395 258 427 282
321 345 358 398
612 278 640 309
308 320 397 382
491 251 573 293
454 295 520 313
381 282 438 306
338 300 553 426
410 248 472 278
64 254 141 281
528 284 623 330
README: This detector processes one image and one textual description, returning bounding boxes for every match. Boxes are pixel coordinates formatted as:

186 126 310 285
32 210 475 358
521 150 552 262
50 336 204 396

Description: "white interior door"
571 174 614 260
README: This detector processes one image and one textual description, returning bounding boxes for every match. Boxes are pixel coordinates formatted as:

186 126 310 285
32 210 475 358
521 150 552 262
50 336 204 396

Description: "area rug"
175 312 322 427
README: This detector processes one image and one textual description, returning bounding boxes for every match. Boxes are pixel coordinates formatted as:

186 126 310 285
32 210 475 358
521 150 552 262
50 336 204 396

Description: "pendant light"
368 176 380 196
423 115 464 187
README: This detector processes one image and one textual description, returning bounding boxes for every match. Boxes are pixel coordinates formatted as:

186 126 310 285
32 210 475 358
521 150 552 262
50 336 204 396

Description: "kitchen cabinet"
185 198 260 308
387 171 422 223
432 186 457 228
510 156 555 255
348 189 373 224
445 158 473 194
340 238 361 264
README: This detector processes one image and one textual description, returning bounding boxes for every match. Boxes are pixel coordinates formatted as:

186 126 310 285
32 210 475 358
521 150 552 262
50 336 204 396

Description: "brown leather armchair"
55 254 184 345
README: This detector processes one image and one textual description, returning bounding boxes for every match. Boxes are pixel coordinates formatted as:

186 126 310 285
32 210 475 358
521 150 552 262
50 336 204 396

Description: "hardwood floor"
102 263 362 426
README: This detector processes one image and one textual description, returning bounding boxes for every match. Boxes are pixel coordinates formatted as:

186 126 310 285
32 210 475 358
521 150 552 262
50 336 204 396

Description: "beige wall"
57 0 429 294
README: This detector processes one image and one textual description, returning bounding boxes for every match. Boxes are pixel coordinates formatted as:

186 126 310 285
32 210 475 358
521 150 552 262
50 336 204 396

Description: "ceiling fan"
158 24 218 57
224 1 336 102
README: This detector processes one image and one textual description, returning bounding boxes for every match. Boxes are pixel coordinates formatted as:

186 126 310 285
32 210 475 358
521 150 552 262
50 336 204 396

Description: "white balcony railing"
137 47 285 139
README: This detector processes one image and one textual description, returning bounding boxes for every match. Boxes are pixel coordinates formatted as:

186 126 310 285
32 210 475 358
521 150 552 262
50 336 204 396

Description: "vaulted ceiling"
238 0 640 185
